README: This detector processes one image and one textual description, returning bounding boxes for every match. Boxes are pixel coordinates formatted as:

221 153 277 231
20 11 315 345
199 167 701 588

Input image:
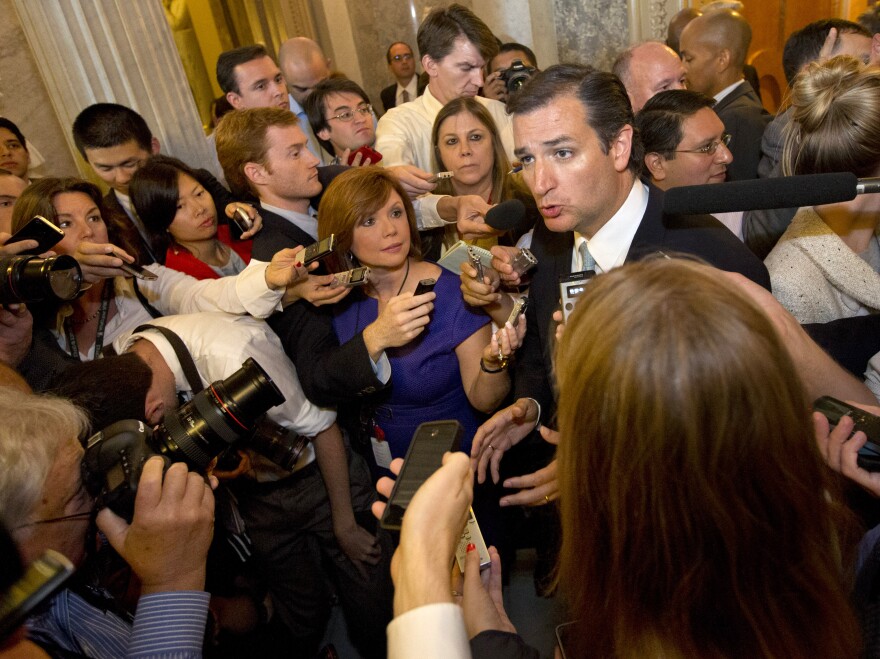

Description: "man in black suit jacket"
469 65 769 506
679 9 770 180
380 42 427 112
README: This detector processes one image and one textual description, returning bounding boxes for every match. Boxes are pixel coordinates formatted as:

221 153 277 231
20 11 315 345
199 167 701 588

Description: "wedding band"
544 495 550 504
488 444 495 450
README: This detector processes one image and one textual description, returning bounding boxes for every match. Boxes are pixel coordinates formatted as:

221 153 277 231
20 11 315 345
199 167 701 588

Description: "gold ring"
544 495 550 504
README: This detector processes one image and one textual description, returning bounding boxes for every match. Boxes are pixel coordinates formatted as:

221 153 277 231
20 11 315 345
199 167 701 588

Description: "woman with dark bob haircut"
130 155 251 279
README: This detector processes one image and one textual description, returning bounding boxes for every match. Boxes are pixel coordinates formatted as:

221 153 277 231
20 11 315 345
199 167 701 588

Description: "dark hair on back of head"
782 19 870 86
636 89 716 160
217 44 271 95
48 353 152 431
417 3 498 63
72 103 153 158
509 64 644 174
304 77 371 156
0 118 27 151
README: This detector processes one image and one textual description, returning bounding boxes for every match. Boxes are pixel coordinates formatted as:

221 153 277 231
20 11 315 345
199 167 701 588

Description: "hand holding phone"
6 216 64 255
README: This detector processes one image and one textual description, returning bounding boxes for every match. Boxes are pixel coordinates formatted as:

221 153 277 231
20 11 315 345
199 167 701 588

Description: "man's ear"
644 152 668 181
226 91 244 110
610 124 634 173
150 137 161 155
243 161 267 187
422 54 438 78
317 127 331 141
716 47 731 74
872 33 880 67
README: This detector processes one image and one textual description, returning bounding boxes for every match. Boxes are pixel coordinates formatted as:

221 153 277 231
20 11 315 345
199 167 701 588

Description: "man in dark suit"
379 42 426 112
679 9 769 181
469 65 769 506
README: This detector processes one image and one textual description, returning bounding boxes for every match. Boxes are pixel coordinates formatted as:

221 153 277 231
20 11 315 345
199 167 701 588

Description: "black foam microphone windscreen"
662 172 858 215
484 199 527 231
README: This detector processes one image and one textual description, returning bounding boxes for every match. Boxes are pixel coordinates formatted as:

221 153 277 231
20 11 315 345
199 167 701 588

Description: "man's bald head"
680 9 751 95
278 37 331 104
613 41 687 112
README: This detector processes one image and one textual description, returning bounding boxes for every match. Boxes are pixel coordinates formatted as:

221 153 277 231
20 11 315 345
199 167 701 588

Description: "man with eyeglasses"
305 78 380 165
635 89 743 238
380 42 427 113
1 384 214 658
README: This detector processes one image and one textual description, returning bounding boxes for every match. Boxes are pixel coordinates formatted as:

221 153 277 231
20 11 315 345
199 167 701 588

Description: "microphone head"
485 199 527 232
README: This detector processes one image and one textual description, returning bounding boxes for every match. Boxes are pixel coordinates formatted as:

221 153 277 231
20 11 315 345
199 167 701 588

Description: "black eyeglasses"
391 53 413 62
327 104 373 123
675 133 732 155
14 509 95 530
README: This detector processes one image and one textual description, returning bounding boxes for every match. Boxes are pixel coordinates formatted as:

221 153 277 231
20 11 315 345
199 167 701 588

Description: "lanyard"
64 282 112 361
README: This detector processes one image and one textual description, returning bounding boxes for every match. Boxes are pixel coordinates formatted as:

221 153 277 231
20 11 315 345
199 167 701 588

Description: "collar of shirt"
397 77 418 103
571 180 648 273
113 190 151 240
714 78 745 104
260 201 319 240
120 328 194 395
420 84 445 116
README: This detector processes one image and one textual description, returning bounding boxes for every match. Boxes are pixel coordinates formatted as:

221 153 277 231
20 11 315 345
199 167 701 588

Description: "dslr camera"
500 59 537 95
82 357 308 520
0 254 83 305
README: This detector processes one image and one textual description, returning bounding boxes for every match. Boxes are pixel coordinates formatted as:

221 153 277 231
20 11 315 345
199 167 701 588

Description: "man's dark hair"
782 19 870 85
417 3 498 63
303 77 371 156
509 64 644 174
494 42 538 69
48 353 152 431
72 103 153 158
858 5 880 35
217 44 271 95
385 41 413 64
0 118 26 151
636 90 716 160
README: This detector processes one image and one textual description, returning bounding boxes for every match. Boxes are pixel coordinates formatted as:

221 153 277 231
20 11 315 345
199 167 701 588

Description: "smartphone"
414 278 436 296
6 216 65 255
559 270 596 322
510 247 538 277
0 549 74 641
506 296 529 328
466 245 484 281
427 171 454 184
231 207 253 234
380 420 463 530
112 250 158 281
332 266 370 287
814 396 880 471
555 620 579 659
347 145 383 165
297 235 336 266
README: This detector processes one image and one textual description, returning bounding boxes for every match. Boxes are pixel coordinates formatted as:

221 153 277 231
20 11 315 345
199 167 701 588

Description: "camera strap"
132 324 203 393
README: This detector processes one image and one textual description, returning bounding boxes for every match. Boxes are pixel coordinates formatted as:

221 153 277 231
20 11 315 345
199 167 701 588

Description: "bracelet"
480 357 506 373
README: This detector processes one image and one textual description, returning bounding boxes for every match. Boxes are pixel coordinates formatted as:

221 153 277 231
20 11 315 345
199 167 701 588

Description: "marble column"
12 0 215 181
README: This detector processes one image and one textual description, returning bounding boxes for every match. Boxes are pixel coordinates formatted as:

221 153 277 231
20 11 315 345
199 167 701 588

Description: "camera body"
500 59 536 95
81 358 294 520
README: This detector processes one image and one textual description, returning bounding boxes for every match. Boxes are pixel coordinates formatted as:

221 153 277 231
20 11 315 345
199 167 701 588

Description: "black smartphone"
299 235 336 266
413 278 436 296
814 396 880 471
6 216 65 255
0 549 74 641
380 420 463 531
112 250 158 281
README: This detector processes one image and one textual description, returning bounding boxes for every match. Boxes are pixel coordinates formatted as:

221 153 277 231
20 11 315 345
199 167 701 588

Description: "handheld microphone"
484 199 527 232
662 172 859 215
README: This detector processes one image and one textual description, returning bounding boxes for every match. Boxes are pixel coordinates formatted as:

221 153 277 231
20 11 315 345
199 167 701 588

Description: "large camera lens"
153 358 285 468
0 255 83 305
